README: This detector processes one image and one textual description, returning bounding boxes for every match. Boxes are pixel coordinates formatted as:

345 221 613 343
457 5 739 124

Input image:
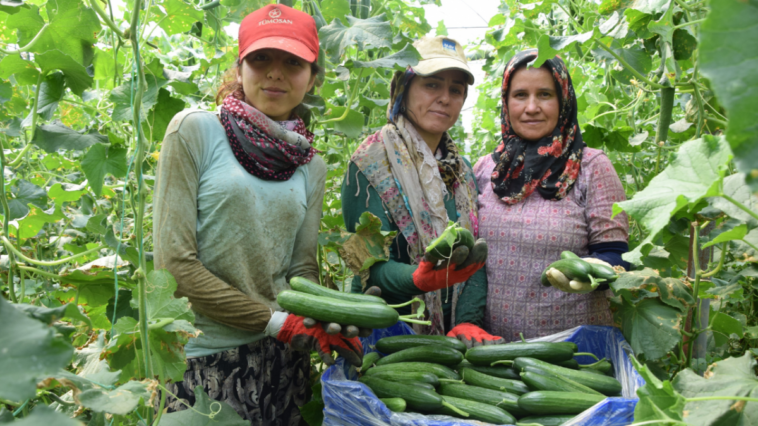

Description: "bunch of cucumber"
424 221 476 263
356 334 623 425
540 251 619 290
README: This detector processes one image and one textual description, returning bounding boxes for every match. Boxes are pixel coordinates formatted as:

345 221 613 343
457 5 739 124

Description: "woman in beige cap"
341 37 502 347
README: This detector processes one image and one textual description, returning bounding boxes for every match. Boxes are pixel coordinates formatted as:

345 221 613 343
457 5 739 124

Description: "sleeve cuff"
264 311 290 338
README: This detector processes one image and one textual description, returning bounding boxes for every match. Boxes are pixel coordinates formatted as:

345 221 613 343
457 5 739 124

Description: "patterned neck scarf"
388 67 462 189
220 93 315 181
491 49 586 204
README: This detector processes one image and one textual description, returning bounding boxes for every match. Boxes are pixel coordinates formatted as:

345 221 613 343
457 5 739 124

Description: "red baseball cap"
238 4 319 63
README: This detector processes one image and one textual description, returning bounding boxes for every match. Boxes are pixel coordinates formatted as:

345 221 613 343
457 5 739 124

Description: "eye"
288 57 303 67
426 82 438 89
251 53 269 62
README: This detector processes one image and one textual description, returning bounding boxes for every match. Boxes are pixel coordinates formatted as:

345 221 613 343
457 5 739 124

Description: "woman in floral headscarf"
341 36 502 348
473 49 630 340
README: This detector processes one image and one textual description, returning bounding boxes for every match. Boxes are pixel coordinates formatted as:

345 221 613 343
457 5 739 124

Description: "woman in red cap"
153 5 361 424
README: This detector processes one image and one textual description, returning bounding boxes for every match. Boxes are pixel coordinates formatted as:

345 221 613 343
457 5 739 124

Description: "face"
506 66 560 141
237 48 316 121
405 69 467 143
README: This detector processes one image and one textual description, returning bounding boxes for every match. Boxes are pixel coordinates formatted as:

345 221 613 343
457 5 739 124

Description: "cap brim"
413 57 475 85
240 36 317 63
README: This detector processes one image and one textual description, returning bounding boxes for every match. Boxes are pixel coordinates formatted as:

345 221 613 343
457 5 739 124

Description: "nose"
524 95 540 113
267 64 284 80
437 86 451 105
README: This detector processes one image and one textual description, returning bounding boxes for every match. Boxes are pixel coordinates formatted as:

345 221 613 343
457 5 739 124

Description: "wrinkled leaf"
81 144 128 196
157 386 247 426
532 31 595 68
673 354 758 426
319 15 393 60
16 205 65 240
352 44 420 69
709 173 758 229
78 380 150 415
14 302 91 327
158 0 203 35
630 355 686 424
10 406 84 426
32 123 108 153
35 49 94 96
610 296 683 360
703 224 748 249
709 312 744 347
7 179 47 220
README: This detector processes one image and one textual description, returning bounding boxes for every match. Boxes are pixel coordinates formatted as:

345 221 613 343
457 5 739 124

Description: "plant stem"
574 352 600 361
701 242 726 278
7 144 33 168
594 41 664 90
16 265 62 280
685 396 758 403
440 401 469 417
722 195 758 223
320 68 366 123
0 140 17 303
687 224 701 368
399 317 432 325
1 237 104 266
88 0 124 39
673 18 706 30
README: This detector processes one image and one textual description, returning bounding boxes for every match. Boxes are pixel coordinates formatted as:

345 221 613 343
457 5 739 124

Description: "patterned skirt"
164 337 311 425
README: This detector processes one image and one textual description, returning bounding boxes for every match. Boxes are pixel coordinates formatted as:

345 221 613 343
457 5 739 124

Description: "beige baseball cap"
412 36 475 85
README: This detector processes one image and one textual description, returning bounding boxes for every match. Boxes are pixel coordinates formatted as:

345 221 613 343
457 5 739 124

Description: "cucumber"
380 397 406 413
588 263 618 281
546 259 594 282
425 223 475 262
513 358 622 396
521 367 604 396
376 335 466 354
460 367 530 395
518 390 605 415
555 358 580 369
366 371 440 387
435 395 516 425
375 344 464 367
276 290 399 329
360 352 381 373
517 415 576 426
359 376 442 412
456 360 520 380
580 359 613 375
365 362 461 380
466 342 576 365
398 381 435 391
579 367 608 376
439 383 527 418
290 277 386 305
560 251 581 260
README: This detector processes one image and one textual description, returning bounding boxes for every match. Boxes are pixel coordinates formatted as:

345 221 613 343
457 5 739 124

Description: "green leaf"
35 49 95 96
647 2 675 45
630 355 686 424
32 122 108 152
48 183 87 207
157 386 248 426
321 0 351 25
709 173 758 228
630 0 669 14
673 354 758 426
14 302 92 327
81 144 128 196
57 268 121 307
7 0 100 66
614 136 732 254
35 72 65 121
328 107 364 138
0 297 74 402
700 0 758 184
158 0 203 35
16 205 65 240
611 268 693 311
145 88 185 142
145 270 195 323
110 74 168 122
435 20 448 36
319 15 393 61
0 54 40 85
532 31 594 68
709 312 744 347
672 29 697 61
78 380 150 415
9 406 84 426
7 179 47 220
610 296 683 360
703 224 748 249
352 43 420 69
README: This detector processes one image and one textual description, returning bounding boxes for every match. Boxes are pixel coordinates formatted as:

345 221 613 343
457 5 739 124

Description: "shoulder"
350 129 386 163
581 147 612 168
303 153 326 181
165 109 223 139
473 154 495 179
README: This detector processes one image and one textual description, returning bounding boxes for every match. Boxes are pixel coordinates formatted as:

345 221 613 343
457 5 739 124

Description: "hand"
276 314 363 367
447 323 504 349
412 239 488 292
302 286 382 338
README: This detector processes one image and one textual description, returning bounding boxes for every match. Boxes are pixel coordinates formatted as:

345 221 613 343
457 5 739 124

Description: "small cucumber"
547 258 594 282
513 357 622 396
460 367 530 395
580 359 614 375
277 290 399 329
466 342 576 365
360 352 381 373
560 251 581 260
517 415 576 426
290 276 386 304
399 381 436 391
375 344 464 367
439 383 527 418
435 395 516 425
425 223 475 262
359 376 442 412
376 334 466 354
366 371 440 387
380 397 406 413
555 358 580 369
588 263 618 281
521 366 604 396
517 390 605 415
456 360 520 380
365 362 461 380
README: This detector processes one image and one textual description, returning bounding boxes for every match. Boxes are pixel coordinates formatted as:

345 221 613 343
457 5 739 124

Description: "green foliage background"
0 0 757 424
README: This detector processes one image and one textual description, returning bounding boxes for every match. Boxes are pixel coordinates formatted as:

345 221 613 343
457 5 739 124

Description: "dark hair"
214 59 322 106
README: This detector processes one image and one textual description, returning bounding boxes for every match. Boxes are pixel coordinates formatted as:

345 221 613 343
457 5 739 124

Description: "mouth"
429 110 450 118
521 120 545 125
262 87 287 96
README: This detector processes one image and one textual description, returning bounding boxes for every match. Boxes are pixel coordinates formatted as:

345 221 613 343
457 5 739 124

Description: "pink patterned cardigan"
474 147 629 340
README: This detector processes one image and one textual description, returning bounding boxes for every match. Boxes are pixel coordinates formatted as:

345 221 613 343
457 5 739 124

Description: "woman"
341 36 502 348
153 5 361 424
474 49 630 341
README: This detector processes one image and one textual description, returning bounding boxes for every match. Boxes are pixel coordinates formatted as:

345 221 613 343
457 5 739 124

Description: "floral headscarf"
490 49 586 204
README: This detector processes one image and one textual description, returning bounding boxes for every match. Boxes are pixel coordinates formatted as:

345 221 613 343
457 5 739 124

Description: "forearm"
454 266 487 327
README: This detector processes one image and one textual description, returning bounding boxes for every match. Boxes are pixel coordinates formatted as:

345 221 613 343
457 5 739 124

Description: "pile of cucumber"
540 251 619 291
356 334 623 426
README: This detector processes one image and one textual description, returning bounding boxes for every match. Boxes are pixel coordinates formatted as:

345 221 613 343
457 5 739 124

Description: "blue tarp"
322 323 644 426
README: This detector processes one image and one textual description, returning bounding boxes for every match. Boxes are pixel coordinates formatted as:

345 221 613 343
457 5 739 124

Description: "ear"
306 72 317 93
236 63 243 85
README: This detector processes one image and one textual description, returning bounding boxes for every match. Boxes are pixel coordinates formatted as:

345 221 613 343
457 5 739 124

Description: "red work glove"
447 323 505 349
412 239 488 293
277 314 363 367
